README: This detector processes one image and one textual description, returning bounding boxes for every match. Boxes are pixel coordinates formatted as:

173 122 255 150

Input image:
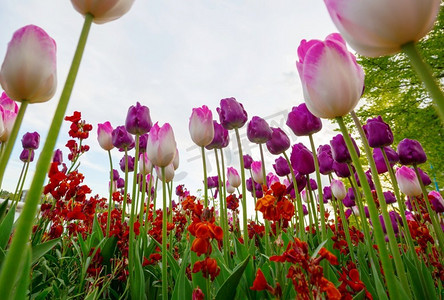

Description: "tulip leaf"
0 205 16 250
215 255 250 300
0 199 10 222
31 238 61 265
171 247 192 300
12 244 31 300
370 259 389 300
131 240 146 300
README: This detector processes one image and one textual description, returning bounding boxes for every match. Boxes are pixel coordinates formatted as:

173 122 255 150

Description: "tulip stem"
12 160 27 204
336 116 400 299
201 146 209 208
0 100 28 189
139 159 147 224
106 150 114 236
0 14 93 298
234 128 249 246
161 166 168 299
402 42 444 123
259 143 267 187
14 154 31 208
214 149 229 264
121 148 129 222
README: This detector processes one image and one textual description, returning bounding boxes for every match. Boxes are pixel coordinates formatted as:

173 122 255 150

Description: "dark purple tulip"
342 195 356 208
125 102 152 135
21 132 40 150
333 161 353 178
429 191 444 213
302 204 308 215
247 116 272 144
112 126 135 150
266 127 290 155
364 206 370 218
345 209 352 219
330 134 360 163
113 169 120 180
286 103 322 136
273 156 290 177
379 211 402 234
120 155 135 172
290 143 315 175
206 121 229 150
308 178 317 190
207 176 219 189
246 178 263 198
383 191 397 205
323 186 332 200
405 199 413 211
20 149 34 162
354 170 375 190
243 154 253 169
138 133 148 153
362 116 393 148
52 149 63 164
217 97 248 130
417 167 431 186
397 138 427 165
286 171 307 195
116 178 125 189
373 147 399 174
317 144 334 175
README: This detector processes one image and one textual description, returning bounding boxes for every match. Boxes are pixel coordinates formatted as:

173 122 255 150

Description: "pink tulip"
0 25 57 103
189 105 214 147
296 33 364 119
428 190 444 213
138 152 153 175
172 148 180 170
227 167 241 188
395 166 422 197
146 122 177 167
0 93 18 142
331 179 347 200
97 121 114 151
251 161 264 185
301 190 308 203
324 0 441 57
155 164 175 183
226 181 235 194
71 0 135 24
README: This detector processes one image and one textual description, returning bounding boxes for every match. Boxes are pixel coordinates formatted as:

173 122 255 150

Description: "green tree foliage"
347 7 444 188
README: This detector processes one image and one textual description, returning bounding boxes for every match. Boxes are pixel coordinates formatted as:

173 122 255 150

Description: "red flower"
191 238 211 257
192 287 205 300
192 257 220 281
250 269 271 291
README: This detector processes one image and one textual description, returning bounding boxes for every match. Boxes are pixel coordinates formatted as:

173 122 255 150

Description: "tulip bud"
217 97 248 130
189 105 214 147
52 149 63 164
120 155 135 172
330 134 360 163
97 121 114 151
330 179 346 200
0 92 18 142
286 103 322 136
70 0 135 24
428 191 444 213
172 148 180 170
373 147 399 174
363 116 393 148
247 116 272 144
243 154 253 169
146 122 177 167
21 132 40 150
251 161 264 185
266 127 290 155
227 167 241 188
226 181 235 194
395 166 422 197
397 138 427 165
125 102 152 135
20 149 34 162
290 143 315 175
112 125 134 150
155 164 175 183
138 152 152 175
273 156 290 177
205 121 229 150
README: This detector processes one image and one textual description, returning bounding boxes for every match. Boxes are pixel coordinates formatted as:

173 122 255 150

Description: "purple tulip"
290 143 315 175
125 102 152 135
383 191 397 205
286 103 322 136
206 121 229 150
342 194 356 208
52 149 63 164
112 126 134 150
354 170 375 190
217 97 248 130
116 178 125 189
323 186 332 200
243 154 253 169
362 116 394 148
330 134 360 163
138 133 148 153
333 161 353 178
417 167 431 186
273 156 290 177
266 128 290 155
379 211 402 234
120 155 135 172
20 149 34 162
364 206 370 218
302 204 309 216
207 176 219 189
113 169 120 180
308 178 317 191
21 132 40 150
267 173 280 186
286 171 307 194
246 177 263 198
397 138 427 165
317 144 334 175
247 116 272 144
428 191 444 213
373 147 399 174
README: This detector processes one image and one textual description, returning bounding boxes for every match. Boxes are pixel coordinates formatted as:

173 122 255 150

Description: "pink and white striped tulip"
138 152 153 175
324 0 441 57
0 93 18 142
251 161 264 185
71 0 135 24
155 164 175 183
189 105 214 147
395 166 422 197
147 122 177 167
97 121 114 151
173 148 179 170
301 190 308 203
0 25 57 103
331 179 347 200
296 33 364 119
226 181 235 194
227 167 241 188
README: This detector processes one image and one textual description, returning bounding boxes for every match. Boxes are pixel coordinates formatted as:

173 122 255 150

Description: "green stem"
106 150 114 236
201 146 208 208
14 154 31 208
0 14 93 298
214 149 229 264
161 167 168 299
402 42 444 122
234 128 248 246
12 161 27 204
336 116 400 299
145 169 154 233
259 143 267 187
121 147 129 223
305 176 317 231
139 159 147 224
0 101 28 189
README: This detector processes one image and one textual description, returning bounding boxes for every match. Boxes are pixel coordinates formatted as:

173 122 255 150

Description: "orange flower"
321 278 341 300
192 257 220 281
191 238 211 256
319 247 338 265
255 194 276 211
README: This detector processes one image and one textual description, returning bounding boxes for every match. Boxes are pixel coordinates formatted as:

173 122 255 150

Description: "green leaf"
152 238 179 279
215 255 251 300
92 214 104 244
310 238 329 259
12 244 31 300
0 205 16 250
0 199 10 222
353 289 366 300
370 259 389 300
31 238 61 265
131 240 146 300
171 247 192 300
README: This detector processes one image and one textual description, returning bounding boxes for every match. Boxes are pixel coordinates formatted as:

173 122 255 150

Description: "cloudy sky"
0 1 341 211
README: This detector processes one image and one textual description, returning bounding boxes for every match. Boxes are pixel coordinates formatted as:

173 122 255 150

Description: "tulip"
324 0 441 57
247 116 272 144
207 176 219 189
397 138 427 165
125 102 152 135
417 167 431 186
251 161 264 185
70 0 135 24
189 105 214 147
330 134 360 163
116 177 125 189
0 93 18 142
172 148 179 170
120 155 135 172
290 143 315 175
379 211 402 235
19 149 34 162
226 181 235 194
331 179 346 200
323 186 332 200
383 191 397 205
273 156 290 177
246 178 263 198
267 173 280 186
354 170 375 190
428 191 444 213
395 166 422 197
155 164 175 183
317 144 334 175
227 167 241 188
286 103 322 136
363 116 394 148
97 121 114 151
296 33 364 119
52 149 63 164
138 152 152 175
333 161 352 178
205 121 229 150
342 194 356 208
112 125 134 150
286 172 307 195
308 178 317 191
146 123 177 168
243 154 253 169
113 169 120 180
0 25 57 103
373 147 399 174
301 190 308 203
266 128 290 155
138 133 148 153
302 205 309 215
21 132 40 150
217 97 248 130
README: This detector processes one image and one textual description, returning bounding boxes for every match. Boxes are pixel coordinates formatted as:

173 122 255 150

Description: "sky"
0 1 341 216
